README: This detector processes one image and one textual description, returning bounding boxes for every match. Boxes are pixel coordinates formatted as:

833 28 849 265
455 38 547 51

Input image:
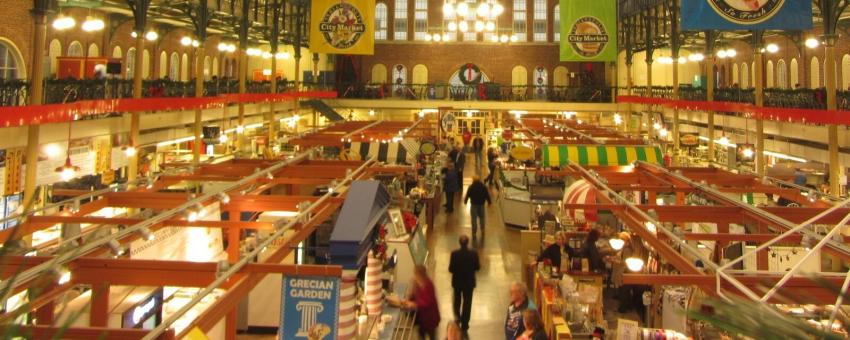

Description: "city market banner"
559 0 617 61
310 0 375 55
279 276 340 340
680 0 812 30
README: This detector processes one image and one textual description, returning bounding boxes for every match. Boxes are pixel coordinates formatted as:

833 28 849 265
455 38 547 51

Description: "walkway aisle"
427 155 524 339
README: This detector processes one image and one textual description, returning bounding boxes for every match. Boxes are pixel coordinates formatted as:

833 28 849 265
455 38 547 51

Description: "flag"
559 0 617 62
681 0 812 30
310 0 375 55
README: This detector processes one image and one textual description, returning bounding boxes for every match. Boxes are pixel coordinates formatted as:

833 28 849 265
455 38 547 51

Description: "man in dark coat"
449 143 466 182
449 235 480 332
464 176 491 237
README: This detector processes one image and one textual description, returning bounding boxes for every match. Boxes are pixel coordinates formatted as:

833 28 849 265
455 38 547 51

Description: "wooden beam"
0 325 175 340
25 216 276 231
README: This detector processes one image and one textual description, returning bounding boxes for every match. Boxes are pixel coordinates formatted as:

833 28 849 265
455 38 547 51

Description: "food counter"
500 186 561 228
532 269 605 339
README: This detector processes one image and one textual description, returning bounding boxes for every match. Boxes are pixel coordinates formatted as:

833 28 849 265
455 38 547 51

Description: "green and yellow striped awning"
542 145 663 167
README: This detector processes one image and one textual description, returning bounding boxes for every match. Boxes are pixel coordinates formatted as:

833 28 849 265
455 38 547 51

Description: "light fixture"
576 119 583 124
652 122 662 130
218 43 228 51
368 109 375 116
491 3 504 15
659 128 669 138
44 143 62 158
805 37 819 49
613 113 623 125
180 37 193 46
476 3 490 17
625 257 644 272
424 34 433 42
725 49 737 57
246 48 262 56
219 134 228 143
609 238 625 250
218 192 231 204
459 21 469 32
82 16 105 32
145 31 159 41
236 125 245 134
466 111 473 117
433 33 443 42
123 146 137 157
688 53 704 62
448 21 458 31
52 15 76 30
267 172 275 180
485 21 495 31
262 51 273 59
107 239 125 256
443 2 455 16
418 110 426 118
56 157 80 181
677 56 687 64
717 50 728 58
191 40 200 48
456 2 469 16
718 136 730 145
500 34 509 43
275 52 290 59
139 227 155 241
57 269 72 285
474 20 485 32
765 43 779 53
645 221 657 234
187 210 199 222
742 147 754 158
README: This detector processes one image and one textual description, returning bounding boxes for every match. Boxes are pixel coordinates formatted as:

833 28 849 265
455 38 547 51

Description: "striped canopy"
344 139 419 164
563 179 598 223
542 145 663 167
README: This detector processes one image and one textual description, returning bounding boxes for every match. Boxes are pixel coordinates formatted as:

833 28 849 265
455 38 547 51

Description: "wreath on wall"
458 63 483 85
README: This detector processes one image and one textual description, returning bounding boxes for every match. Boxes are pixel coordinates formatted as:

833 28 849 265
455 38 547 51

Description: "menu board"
3 194 20 229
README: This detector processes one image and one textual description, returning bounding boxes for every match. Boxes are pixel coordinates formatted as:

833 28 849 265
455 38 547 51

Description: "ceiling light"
368 109 375 116
459 21 469 32
123 146 137 157
652 122 662 130
491 35 499 42
742 147 754 158
717 50 727 58
805 38 819 49
191 40 200 48
418 110 426 118
725 49 737 57
218 134 228 143
491 3 504 16
181 37 193 46
139 227 155 241
500 34 509 43
443 3 455 16
52 16 76 30
659 128 669 137
613 113 622 125
187 210 199 222
765 43 779 53
476 3 490 17
645 221 657 234
485 21 495 31
510 35 518 42
424 34 433 42
44 143 62 158
448 21 458 31
218 43 228 51
235 125 245 134
275 52 290 59
677 56 687 64
474 21 485 32
717 136 730 145
107 239 125 256
145 31 158 41
688 53 704 62
57 269 72 285
625 257 644 272
433 34 442 42
56 157 80 181
82 17 105 32
609 238 625 250
262 52 272 59
456 2 469 16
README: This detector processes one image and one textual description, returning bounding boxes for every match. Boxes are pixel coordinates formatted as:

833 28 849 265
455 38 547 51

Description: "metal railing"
629 86 850 110
331 83 615 103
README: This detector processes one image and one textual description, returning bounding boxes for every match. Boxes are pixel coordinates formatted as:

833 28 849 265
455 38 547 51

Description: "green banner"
559 0 617 62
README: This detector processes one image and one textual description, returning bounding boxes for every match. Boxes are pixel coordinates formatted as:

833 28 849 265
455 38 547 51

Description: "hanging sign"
680 0 812 30
279 276 340 340
510 145 534 161
679 133 699 147
310 0 375 55
559 0 617 61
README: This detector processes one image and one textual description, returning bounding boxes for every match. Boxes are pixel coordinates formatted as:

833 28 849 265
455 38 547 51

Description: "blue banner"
681 0 812 30
279 276 340 340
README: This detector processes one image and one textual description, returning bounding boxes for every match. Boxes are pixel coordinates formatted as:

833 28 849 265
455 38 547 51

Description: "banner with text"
559 0 617 62
279 276 340 340
681 0 812 30
310 0 375 55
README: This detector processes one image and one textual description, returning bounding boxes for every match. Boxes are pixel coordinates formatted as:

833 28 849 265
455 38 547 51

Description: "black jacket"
464 181 491 205
449 247 481 289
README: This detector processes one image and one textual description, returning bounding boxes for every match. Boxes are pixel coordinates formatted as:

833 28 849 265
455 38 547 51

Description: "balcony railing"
629 86 850 110
330 83 614 103
0 79 298 106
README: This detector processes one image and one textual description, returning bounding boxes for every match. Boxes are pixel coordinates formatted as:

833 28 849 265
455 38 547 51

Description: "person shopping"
484 147 499 187
443 163 460 213
464 176 491 237
536 231 576 271
516 309 547 340
579 228 605 272
449 235 480 332
505 282 536 340
404 265 441 339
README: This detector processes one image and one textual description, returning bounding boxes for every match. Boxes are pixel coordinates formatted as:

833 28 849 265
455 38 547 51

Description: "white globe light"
726 49 737 57
491 3 504 16
645 221 657 234
60 166 76 181
609 238 625 250
625 257 644 272
131 31 138 38
459 21 469 32
510 35 518 42
485 21 495 31
742 147 754 158
765 43 779 53
688 53 704 62
677 56 686 64
718 136 729 145
145 31 159 41
491 35 499 42
805 38 819 49
262 52 272 59
659 128 669 137
433 34 442 42
448 21 457 31
500 34 509 43
652 122 661 130
456 2 469 16
82 17 104 32
476 3 490 17
474 21 484 32
124 146 137 157
443 3 455 16
218 43 228 51
418 111 425 118
424 34 433 42
717 50 727 58
53 16 76 30
368 109 375 116
442 33 450 41
236 125 245 134
191 40 200 48
181 37 193 46
219 134 228 143
44 144 62 158
227 44 236 52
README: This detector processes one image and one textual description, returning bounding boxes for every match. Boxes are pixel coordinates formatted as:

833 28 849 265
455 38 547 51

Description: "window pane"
414 0 427 40
376 3 388 40
513 0 526 42
533 0 546 41
394 0 408 40
553 5 560 41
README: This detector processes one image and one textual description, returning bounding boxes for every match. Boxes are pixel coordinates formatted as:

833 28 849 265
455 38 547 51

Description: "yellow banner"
310 0 375 55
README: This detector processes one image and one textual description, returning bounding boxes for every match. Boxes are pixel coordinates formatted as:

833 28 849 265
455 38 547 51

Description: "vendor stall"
541 145 664 168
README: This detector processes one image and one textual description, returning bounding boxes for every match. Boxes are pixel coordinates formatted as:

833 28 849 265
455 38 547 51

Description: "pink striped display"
562 179 599 222
337 270 359 340
365 251 384 316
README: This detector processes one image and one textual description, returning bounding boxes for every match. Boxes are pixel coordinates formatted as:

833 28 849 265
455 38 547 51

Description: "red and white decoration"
562 179 599 223
365 251 383 316
337 270 358 339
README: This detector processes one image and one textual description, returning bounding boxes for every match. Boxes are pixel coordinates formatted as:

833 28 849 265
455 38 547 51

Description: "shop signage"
501 130 513 140
279 276 339 340
679 133 699 147
616 318 639 340
559 0 617 61
510 145 534 161
122 288 163 329
309 0 375 55
681 0 812 30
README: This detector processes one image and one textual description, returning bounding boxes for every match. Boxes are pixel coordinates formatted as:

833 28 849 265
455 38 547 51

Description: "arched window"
532 0 546 41
371 63 387 83
790 58 798 87
511 65 528 97
392 64 407 95
513 0 527 42
811 56 820 88
766 60 774 88
394 0 408 40
143 49 151 79
777 59 787 89
204 56 211 80
112 46 122 58
412 64 428 84
67 41 83 57
553 5 560 42
750 61 755 87
741 63 749 88
181 53 189 81
414 0 427 40
48 39 62 76
87 44 99 57
375 3 388 40
126 47 136 79
732 63 739 85
553 66 568 86
169 52 179 80
0 41 21 79
159 51 168 78
842 55 850 90
213 57 219 77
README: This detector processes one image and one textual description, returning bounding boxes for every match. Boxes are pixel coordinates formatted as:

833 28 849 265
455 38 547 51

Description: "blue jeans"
470 204 485 235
